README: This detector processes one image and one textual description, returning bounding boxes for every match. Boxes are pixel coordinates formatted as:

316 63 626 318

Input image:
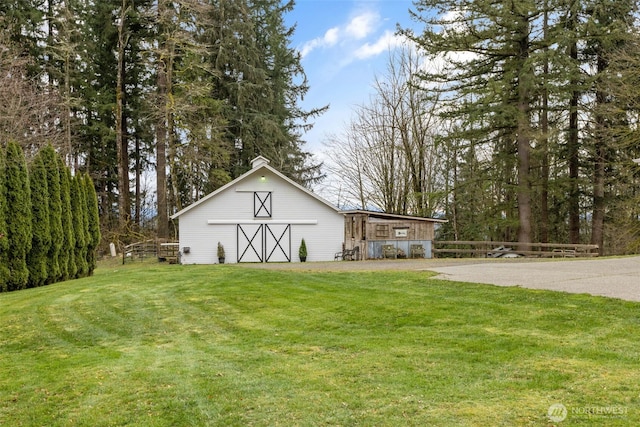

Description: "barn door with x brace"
237 224 291 263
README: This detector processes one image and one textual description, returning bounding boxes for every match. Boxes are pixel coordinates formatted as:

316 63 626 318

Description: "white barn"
171 156 344 264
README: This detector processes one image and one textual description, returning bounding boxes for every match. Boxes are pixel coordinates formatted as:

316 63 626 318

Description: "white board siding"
177 168 344 264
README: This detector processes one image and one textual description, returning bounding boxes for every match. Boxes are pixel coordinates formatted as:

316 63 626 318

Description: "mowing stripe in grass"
0 262 638 426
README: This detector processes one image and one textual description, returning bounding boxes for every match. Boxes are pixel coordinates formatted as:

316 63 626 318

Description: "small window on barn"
254 192 272 218
375 224 389 238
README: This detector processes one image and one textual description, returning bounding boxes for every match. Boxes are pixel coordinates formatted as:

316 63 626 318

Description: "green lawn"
0 261 638 426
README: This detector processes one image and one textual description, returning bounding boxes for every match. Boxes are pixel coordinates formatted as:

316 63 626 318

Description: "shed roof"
170 157 340 219
340 209 447 223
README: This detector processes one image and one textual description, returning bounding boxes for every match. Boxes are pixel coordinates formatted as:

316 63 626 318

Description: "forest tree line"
325 0 640 255
0 142 101 292
3 0 640 257
0 0 323 244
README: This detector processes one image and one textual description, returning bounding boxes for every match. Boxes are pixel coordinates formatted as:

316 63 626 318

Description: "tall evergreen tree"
84 173 101 275
404 0 543 243
249 0 326 184
47 0 83 161
80 173 91 275
207 0 324 183
0 145 8 292
115 0 131 230
0 0 45 64
558 0 583 244
58 155 75 280
40 144 63 283
74 0 119 229
167 1 229 211
154 0 221 234
584 0 637 253
27 151 51 287
154 0 191 236
71 174 88 278
4 141 32 291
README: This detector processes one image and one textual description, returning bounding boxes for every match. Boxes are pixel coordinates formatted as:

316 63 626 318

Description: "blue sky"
285 0 418 156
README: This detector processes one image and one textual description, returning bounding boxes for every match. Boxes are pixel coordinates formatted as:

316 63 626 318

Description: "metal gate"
237 224 291 263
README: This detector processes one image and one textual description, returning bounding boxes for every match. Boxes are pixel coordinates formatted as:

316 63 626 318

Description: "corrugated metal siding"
177 169 344 264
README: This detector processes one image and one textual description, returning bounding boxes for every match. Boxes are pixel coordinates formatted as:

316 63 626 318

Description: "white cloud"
353 30 406 60
324 27 340 45
299 10 381 58
345 11 379 40
300 27 340 58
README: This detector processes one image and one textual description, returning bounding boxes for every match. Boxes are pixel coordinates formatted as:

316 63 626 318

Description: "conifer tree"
207 0 324 183
584 0 637 253
0 0 45 67
73 0 119 229
250 0 326 184
58 156 75 280
71 174 88 278
80 174 90 273
404 0 541 244
84 173 101 275
4 141 32 291
40 145 63 283
27 151 51 287
0 145 8 292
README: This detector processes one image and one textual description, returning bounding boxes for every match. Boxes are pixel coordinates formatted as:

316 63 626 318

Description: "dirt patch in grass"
240 257 527 271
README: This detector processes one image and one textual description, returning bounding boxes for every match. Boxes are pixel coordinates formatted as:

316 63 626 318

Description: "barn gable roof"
170 157 340 219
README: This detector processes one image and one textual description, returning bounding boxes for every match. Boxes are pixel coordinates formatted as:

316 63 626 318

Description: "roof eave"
339 209 448 223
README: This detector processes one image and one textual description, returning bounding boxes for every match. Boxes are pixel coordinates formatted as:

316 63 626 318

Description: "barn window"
375 224 389 237
254 192 272 218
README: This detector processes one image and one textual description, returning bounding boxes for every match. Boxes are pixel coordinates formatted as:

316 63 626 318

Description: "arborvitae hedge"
84 173 101 276
59 158 76 281
0 143 102 292
5 141 32 291
71 174 88 278
27 152 51 288
0 147 8 292
41 145 63 283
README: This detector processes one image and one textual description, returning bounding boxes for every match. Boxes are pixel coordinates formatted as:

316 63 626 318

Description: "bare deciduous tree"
324 44 447 217
0 35 66 154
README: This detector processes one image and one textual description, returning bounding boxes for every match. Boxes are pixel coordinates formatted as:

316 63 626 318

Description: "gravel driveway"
429 256 640 302
244 256 640 302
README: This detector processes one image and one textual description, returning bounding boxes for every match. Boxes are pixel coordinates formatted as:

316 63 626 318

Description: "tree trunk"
567 3 581 244
539 5 550 243
166 43 180 214
591 54 608 255
156 1 169 239
591 141 606 253
516 16 532 245
134 134 141 228
116 1 130 229
156 60 169 239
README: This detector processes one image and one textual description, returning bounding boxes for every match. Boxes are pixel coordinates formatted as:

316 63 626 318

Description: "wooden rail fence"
433 241 599 258
123 239 180 264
